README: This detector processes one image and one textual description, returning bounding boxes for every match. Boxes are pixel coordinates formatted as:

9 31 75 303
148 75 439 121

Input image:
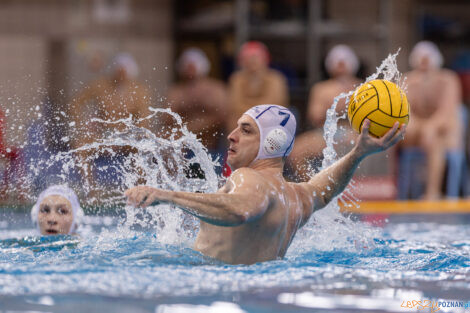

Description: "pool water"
1 212 469 313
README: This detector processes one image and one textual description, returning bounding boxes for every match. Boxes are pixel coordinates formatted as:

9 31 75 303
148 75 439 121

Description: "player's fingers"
361 119 371 135
381 122 400 143
125 189 137 204
143 194 156 208
125 187 141 199
138 194 148 207
135 192 148 206
385 124 406 148
124 188 134 197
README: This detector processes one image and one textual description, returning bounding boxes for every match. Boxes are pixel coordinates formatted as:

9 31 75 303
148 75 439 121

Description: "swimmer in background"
125 104 406 265
228 41 289 130
70 53 152 187
403 41 463 199
288 45 361 180
31 185 84 235
167 48 228 159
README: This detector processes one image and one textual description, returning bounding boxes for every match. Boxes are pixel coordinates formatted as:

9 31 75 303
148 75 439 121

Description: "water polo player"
125 104 406 264
31 185 84 235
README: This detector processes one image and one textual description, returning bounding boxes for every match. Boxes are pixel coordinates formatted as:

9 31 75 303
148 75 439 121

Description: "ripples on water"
0 218 469 312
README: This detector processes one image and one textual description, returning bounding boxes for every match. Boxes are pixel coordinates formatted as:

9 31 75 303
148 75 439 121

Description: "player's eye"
40 206 50 213
57 207 69 215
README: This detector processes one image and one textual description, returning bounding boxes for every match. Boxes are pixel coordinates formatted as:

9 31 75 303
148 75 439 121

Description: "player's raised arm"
297 119 406 225
125 168 270 227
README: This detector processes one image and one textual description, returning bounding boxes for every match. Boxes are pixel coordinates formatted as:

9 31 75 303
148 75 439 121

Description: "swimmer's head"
178 48 210 79
31 185 84 236
409 41 443 71
227 105 296 169
238 41 270 72
325 45 359 77
111 53 139 81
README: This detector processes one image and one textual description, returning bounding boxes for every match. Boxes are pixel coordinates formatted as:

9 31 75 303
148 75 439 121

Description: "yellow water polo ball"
347 79 409 137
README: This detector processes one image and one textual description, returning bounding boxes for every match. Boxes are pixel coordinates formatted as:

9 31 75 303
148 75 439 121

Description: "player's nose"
227 128 238 142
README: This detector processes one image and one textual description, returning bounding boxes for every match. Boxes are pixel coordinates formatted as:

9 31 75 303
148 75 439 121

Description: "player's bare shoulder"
231 167 269 186
438 68 460 84
220 167 272 195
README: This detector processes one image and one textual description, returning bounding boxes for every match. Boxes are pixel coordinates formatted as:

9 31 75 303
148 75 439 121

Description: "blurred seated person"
70 53 152 187
402 41 463 199
0 108 25 200
228 41 289 130
167 48 228 159
31 185 84 235
288 45 361 180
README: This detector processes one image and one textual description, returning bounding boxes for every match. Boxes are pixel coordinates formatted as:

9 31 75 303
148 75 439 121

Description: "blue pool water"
1 212 469 313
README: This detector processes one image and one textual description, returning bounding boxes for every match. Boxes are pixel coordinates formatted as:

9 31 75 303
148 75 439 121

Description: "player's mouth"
45 229 59 235
228 147 236 154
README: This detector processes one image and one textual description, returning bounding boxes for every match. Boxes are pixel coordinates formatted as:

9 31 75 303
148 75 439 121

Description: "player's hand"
354 119 406 157
124 186 169 208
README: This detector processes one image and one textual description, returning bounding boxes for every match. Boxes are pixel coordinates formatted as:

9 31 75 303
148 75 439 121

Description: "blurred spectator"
228 41 289 130
70 53 152 186
0 108 26 201
167 48 228 159
288 45 361 180
452 51 470 108
24 97 83 194
401 41 464 199
31 185 84 235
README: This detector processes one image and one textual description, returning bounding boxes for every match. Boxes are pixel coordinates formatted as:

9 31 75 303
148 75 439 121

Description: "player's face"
181 62 198 80
330 60 351 77
417 55 432 71
114 65 129 82
37 195 74 235
240 52 267 72
227 115 260 170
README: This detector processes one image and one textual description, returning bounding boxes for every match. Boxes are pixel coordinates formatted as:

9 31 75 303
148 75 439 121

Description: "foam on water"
0 217 469 302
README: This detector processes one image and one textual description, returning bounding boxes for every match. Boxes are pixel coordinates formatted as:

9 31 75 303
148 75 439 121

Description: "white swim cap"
325 44 359 75
409 41 443 70
31 185 84 235
178 48 210 77
112 52 139 79
243 105 296 161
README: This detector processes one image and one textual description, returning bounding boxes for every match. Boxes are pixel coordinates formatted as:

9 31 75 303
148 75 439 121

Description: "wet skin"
125 116 406 264
37 195 74 235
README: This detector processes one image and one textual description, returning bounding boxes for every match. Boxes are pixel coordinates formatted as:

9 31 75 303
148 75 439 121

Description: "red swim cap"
238 41 270 65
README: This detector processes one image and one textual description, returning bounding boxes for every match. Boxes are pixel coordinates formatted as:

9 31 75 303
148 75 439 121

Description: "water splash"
24 107 220 245
8 51 404 253
289 50 404 254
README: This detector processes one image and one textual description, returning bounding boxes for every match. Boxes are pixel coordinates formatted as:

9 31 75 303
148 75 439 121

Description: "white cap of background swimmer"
178 47 211 77
325 44 359 75
409 41 443 70
112 52 139 79
31 185 84 235
243 104 296 161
